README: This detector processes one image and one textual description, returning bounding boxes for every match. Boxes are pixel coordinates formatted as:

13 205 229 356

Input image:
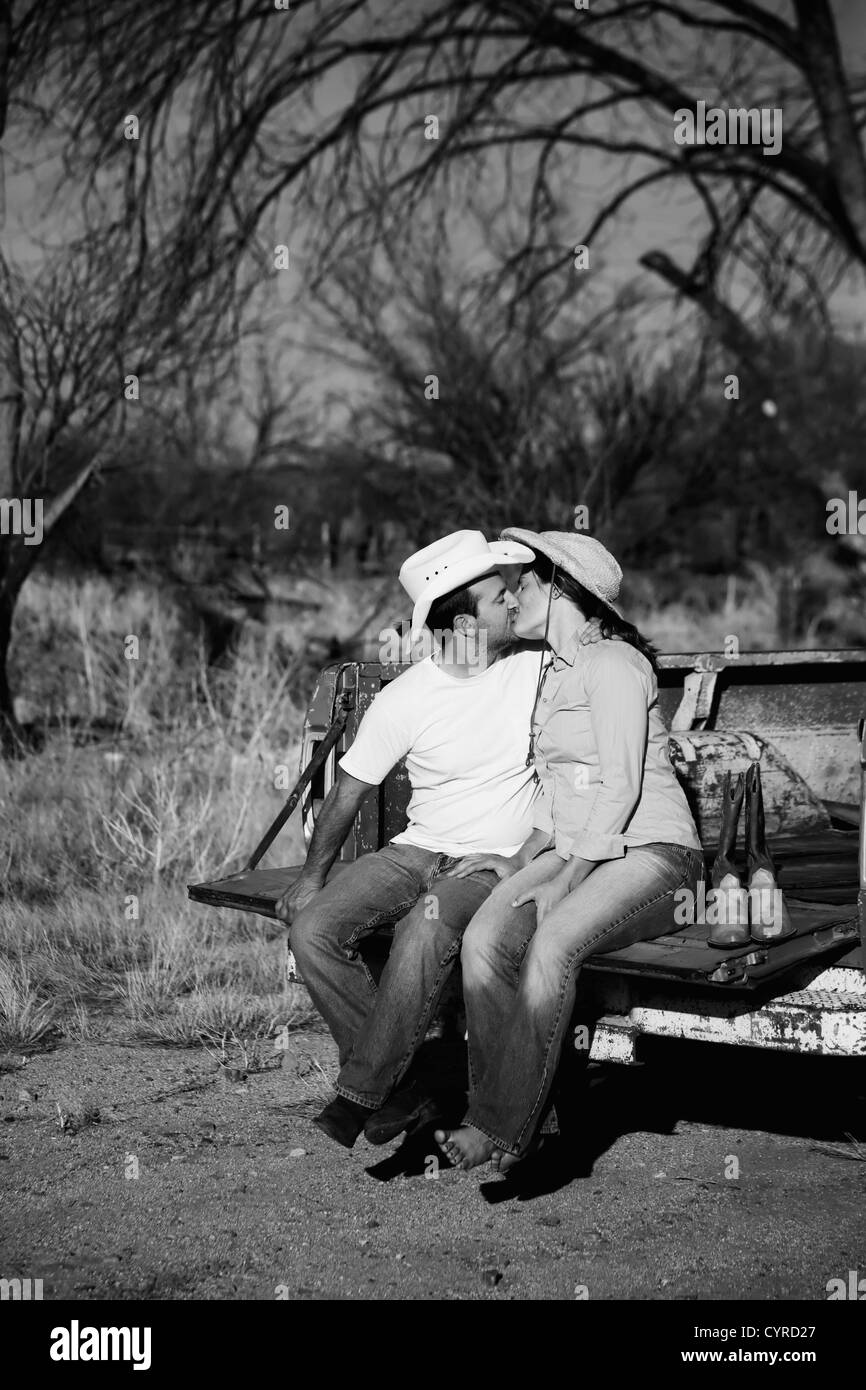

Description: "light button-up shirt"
531 632 701 860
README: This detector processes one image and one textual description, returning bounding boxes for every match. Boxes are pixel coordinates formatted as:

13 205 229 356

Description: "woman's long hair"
529 552 660 676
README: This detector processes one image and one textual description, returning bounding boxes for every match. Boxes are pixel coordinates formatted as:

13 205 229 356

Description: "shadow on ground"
368 1036 866 1203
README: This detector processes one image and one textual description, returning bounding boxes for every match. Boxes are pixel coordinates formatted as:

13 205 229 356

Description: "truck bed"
188 646 866 1005
188 852 862 994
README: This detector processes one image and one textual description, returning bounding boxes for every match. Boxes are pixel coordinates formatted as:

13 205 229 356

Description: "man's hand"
444 853 518 880
275 874 324 925
579 617 604 646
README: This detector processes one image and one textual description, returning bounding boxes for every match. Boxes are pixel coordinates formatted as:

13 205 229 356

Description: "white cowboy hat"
400 529 535 637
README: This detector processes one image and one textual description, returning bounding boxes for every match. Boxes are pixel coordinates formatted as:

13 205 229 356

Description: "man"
277 530 592 1150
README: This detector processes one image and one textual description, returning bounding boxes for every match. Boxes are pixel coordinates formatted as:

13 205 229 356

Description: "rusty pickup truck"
189 648 866 1062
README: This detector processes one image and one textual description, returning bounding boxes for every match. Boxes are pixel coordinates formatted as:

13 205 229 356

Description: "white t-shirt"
338 649 542 856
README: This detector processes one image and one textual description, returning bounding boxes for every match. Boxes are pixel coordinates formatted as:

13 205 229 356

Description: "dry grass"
2 571 314 1055
282 1050 340 1115
810 1134 866 1163
64 998 94 1041
630 557 866 652
0 958 57 1050
3 558 858 1061
124 976 317 1047
55 1093 102 1135
629 563 778 653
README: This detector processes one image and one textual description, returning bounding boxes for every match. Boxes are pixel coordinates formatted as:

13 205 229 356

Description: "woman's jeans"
290 842 498 1108
461 842 704 1155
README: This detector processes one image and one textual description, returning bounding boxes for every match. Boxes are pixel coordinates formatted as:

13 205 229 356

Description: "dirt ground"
1 1022 864 1302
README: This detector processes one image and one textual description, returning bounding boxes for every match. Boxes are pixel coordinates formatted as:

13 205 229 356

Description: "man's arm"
443 827 554 880
275 770 376 924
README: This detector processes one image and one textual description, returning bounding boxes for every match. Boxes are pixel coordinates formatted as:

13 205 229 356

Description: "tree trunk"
793 0 866 261
0 564 27 750
0 249 27 748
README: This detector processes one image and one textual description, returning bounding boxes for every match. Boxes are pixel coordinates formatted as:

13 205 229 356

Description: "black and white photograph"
1 0 866 1335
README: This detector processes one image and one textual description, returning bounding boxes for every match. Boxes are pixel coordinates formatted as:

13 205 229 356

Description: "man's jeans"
461 842 704 1155
290 842 498 1108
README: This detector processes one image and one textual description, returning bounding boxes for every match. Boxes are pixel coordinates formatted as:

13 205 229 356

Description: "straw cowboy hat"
400 529 534 637
499 528 623 607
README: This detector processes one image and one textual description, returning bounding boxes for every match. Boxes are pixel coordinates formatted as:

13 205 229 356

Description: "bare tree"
302 208 709 541
0 209 249 744
3 0 865 738
13 1 865 312
8 1 861 481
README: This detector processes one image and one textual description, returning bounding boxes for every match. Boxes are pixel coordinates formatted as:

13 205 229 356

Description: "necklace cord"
525 564 557 767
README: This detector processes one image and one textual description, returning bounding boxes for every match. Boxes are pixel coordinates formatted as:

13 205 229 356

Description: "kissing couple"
277 528 702 1176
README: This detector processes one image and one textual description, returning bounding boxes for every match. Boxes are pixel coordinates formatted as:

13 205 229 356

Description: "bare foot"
490 1148 521 1173
434 1125 494 1171
491 1134 546 1173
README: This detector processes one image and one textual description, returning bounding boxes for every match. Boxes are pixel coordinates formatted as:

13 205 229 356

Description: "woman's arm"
512 650 653 922
514 827 555 867
564 648 652 862
558 853 598 889
511 850 597 922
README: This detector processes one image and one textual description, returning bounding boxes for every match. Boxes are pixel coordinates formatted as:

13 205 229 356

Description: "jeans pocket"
686 845 706 884
661 842 703 884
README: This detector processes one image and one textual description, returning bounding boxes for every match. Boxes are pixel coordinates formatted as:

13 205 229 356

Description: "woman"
436 529 703 1172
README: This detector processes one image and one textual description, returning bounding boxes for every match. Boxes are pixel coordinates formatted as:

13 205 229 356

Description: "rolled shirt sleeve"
562 647 651 861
